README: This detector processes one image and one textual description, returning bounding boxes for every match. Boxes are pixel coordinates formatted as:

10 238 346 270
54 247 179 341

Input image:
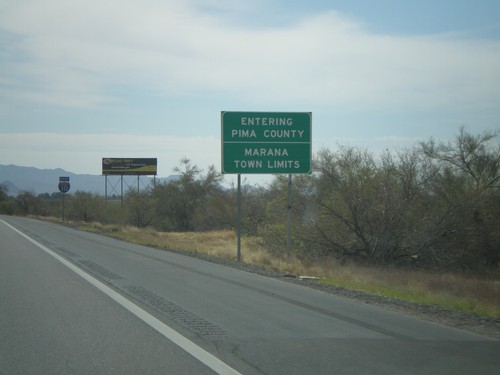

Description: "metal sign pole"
237 174 242 262
287 174 292 261
62 192 65 223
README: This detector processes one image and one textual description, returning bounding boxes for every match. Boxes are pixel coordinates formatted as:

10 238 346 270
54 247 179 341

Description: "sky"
1 0 499 186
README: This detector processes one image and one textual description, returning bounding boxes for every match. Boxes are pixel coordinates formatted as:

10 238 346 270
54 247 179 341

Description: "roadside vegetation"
1 127 499 317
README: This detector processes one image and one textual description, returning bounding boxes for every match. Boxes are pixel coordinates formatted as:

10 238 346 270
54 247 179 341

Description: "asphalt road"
1 216 499 374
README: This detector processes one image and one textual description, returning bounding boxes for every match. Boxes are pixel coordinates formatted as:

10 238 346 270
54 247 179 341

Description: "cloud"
1 0 499 114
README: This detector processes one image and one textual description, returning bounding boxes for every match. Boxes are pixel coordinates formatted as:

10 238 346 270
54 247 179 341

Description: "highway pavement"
1 216 499 374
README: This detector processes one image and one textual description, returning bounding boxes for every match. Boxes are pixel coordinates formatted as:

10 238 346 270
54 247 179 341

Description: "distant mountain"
0 180 21 196
0 164 179 196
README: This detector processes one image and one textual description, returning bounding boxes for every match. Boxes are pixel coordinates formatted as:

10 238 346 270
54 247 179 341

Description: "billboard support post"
121 175 124 209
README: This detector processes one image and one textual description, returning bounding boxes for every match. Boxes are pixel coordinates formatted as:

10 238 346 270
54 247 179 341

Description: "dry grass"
317 262 500 317
69 221 500 318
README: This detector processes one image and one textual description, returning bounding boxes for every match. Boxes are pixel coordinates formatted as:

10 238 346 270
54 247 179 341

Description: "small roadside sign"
58 177 70 193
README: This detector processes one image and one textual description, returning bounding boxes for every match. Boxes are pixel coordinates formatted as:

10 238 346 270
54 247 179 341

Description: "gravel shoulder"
168 247 500 340
285 276 500 340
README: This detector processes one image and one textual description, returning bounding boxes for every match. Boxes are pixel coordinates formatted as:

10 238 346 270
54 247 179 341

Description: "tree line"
1 128 498 272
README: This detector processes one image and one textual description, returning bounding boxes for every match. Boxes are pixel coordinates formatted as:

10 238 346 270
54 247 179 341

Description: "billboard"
102 158 157 175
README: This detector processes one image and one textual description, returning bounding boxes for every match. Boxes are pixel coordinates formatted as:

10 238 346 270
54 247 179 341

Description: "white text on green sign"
221 112 311 174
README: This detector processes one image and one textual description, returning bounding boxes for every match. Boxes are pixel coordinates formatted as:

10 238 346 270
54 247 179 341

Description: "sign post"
237 174 242 262
221 112 311 261
58 177 70 223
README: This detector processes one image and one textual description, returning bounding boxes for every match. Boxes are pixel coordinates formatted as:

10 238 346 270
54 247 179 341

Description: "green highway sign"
221 111 311 174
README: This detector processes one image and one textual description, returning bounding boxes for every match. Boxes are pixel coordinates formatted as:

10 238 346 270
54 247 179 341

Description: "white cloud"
1 0 499 112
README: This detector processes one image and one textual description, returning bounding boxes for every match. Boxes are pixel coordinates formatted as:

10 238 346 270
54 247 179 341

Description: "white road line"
1 219 242 375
